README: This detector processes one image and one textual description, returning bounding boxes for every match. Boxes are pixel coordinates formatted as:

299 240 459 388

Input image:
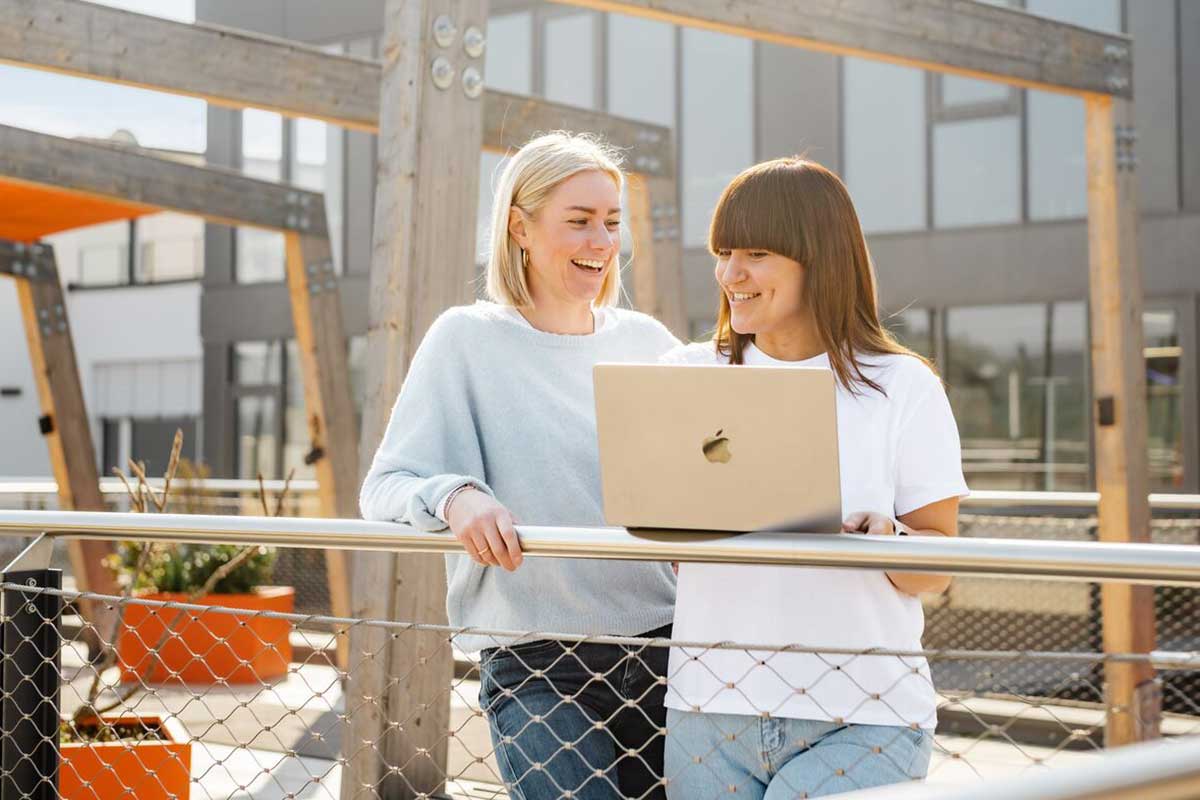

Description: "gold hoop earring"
521 249 530 269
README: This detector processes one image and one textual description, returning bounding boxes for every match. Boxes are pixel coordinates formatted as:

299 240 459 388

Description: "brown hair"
710 157 932 395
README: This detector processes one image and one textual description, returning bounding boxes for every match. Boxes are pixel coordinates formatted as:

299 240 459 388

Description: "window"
237 109 285 283
886 307 935 359
477 151 506 267
1144 310 1184 490
1026 0 1121 220
607 14 675 127
681 28 753 246
945 302 1089 491
843 58 926 233
933 117 1021 227
291 117 345 274
543 12 598 108
486 12 533 94
236 395 278 480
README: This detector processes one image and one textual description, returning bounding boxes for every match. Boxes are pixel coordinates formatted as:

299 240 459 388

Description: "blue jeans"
664 709 933 799
479 626 671 800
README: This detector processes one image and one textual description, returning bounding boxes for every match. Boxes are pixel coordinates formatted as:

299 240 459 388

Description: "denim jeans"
479 625 671 800
664 709 933 799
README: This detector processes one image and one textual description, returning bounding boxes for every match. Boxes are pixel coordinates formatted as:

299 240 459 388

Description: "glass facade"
681 28 753 246
1145 310 1185 491
843 58 926 233
543 12 597 108
932 117 1021 228
237 109 286 283
1025 0 1121 220
486 12 533 94
945 302 1089 490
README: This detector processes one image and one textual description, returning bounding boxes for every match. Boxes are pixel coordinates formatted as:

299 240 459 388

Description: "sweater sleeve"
358 310 495 529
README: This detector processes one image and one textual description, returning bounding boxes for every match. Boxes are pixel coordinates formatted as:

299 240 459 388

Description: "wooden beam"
0 240 118 639
482 90 674 177
283 224 358 673
627 173 687 336
0 0 380 132
552 0 1133 99
345 0 487 795
0 124 326 235
0 0 674 176
1084 96 1159 746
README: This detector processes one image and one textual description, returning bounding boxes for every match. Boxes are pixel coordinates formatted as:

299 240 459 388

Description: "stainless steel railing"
2 509 1200 586
2 479 1197 511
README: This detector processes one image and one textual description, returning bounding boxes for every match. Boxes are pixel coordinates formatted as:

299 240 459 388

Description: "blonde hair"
485 131 625 308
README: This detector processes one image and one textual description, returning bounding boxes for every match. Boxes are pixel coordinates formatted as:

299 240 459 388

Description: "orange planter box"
61 715 192 800
118 586 294 685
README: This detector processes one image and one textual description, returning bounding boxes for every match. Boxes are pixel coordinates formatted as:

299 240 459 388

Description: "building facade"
186 1 1196 494
0 2 1193 493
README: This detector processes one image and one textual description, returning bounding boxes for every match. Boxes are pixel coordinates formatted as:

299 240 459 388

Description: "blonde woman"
361 132 679 800
662 159 968 798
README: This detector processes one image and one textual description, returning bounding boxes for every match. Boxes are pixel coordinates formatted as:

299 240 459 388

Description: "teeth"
572 259 605 270
731 292 760 301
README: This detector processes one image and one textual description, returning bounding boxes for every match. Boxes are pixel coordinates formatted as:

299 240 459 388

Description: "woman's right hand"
446 488 524 571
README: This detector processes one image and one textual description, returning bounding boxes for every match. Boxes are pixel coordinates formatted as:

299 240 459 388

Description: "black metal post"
1 569 62 800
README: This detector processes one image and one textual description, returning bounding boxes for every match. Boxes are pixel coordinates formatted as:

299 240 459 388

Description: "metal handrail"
962 489 1200 511
0 478 319 494
843 735 1200 799
2 509 1200 586
2 480 1197 511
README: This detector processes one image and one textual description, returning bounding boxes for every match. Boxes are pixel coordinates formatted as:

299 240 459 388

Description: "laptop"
593 363 842 534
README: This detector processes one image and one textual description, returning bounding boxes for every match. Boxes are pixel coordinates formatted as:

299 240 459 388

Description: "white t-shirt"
663 341 969 729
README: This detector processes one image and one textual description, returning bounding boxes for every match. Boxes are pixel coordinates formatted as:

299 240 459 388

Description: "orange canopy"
0 179 157 242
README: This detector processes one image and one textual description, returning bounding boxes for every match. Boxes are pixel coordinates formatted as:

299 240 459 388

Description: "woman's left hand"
842 511 896 536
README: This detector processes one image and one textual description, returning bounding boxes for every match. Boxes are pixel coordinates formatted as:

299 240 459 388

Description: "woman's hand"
843 502 960 596
842 511 896 536
446 489 524 571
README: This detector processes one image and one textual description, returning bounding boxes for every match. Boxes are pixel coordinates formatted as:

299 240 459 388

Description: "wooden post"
627 172 687 338
1084 95 1160 746
345 0 487 796
283 219 357 672
0 241 118 637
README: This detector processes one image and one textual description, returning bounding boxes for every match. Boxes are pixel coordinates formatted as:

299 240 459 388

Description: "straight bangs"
708 165 808 266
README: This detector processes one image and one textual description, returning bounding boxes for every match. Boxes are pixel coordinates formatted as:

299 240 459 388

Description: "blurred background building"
0 0 1196 496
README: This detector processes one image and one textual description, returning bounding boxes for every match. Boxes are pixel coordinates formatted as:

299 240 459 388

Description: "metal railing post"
1 568 62 800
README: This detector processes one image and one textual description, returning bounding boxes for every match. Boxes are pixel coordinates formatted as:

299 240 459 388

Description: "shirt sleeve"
893 367 970 517
358 311 495 530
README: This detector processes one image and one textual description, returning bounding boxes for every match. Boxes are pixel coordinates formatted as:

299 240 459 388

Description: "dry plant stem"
129 458 164 513
258 473 270 517
157 429 183 510
79 431 185 720
273 468 296 517
74 492 157 722
111 467 142 513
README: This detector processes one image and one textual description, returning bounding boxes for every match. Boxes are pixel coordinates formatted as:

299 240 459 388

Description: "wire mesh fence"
1 579 1198 800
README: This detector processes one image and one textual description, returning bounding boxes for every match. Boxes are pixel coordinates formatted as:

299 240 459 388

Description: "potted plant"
110 465 297 686
62 430 194 799
60 715 191 800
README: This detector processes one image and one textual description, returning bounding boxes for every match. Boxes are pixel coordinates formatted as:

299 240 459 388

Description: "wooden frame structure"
0 126 359 665
0 0 1156 794
348 1 1152 793
0 0 685 334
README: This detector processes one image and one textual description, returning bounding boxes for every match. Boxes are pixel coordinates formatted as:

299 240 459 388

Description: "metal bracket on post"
1 565 63 800
2 533 55 574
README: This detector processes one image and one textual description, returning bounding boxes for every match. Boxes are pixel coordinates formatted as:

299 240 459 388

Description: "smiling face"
509 169 622 309
715 248 807 337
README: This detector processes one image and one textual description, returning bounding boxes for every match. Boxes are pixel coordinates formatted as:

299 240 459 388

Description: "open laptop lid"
594 363 842 533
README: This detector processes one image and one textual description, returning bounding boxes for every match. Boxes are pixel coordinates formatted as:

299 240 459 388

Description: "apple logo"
702 429 732 463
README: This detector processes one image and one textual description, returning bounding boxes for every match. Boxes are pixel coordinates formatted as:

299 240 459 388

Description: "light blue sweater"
360 301 680 651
